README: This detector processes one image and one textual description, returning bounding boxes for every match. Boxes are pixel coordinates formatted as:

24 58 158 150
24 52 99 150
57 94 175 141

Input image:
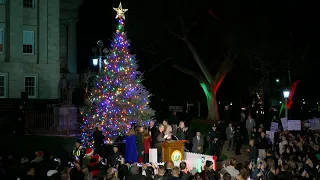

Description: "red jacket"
88 154 100 177
143 136 152 154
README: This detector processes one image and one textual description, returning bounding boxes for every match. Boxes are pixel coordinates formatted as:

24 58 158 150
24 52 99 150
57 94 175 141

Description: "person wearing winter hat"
85 148 101 178
72 139 85 166
201 160 219 180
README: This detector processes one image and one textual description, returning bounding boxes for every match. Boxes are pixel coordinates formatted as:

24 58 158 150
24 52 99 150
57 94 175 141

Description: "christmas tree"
80 2 155 148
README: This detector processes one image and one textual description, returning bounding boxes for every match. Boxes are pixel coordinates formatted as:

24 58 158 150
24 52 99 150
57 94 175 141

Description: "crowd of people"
1 110 320 180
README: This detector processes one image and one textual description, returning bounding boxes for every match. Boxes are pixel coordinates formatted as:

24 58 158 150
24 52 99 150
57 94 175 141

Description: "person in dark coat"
46 161 60 180
107 145 122 167
148 121 158 148
234 125 242 155
209 124 220 157
217 120 226 147
93 125 105 156
247 139 257 164
17 104 26 135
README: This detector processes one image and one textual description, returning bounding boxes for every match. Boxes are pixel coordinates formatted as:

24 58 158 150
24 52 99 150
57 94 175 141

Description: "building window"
23 0 34 8
24 76 37 98
23 31 34 54
0 73 8 98
0 29 3 53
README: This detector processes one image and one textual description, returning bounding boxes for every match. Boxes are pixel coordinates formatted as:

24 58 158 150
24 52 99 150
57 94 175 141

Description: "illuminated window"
23 30 34 54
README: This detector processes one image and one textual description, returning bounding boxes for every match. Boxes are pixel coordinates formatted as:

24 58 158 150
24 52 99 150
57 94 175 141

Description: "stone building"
0 0 82 100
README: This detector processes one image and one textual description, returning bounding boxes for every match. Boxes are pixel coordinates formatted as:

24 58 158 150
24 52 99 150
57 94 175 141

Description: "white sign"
281 118 288 130
288 120 301 131
266 131 275 143
169 106 183 112
308 118 320 130
270 122 278 132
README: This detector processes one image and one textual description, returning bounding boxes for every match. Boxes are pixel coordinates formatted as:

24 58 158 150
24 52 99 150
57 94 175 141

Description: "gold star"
113 2 128 20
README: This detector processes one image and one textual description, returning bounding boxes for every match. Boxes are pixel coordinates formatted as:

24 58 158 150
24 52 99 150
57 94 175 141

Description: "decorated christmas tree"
80 2 155 148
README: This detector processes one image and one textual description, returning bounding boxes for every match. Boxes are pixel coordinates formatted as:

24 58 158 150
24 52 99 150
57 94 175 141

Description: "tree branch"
172 64 209 87
146 57 172 73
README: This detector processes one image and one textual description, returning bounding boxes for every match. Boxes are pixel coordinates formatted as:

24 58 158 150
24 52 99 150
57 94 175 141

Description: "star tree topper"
113 2 128 20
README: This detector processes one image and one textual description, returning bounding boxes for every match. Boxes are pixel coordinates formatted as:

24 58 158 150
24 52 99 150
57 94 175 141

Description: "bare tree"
169 18 237 120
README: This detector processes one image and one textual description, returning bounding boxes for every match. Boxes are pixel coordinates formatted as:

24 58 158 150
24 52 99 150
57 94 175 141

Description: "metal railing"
26 112 80 136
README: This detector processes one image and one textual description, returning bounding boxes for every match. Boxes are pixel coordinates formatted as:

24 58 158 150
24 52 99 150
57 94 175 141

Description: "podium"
162 140 188 162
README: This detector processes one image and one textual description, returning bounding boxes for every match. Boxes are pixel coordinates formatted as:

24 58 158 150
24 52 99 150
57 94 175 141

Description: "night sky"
77 0 320 113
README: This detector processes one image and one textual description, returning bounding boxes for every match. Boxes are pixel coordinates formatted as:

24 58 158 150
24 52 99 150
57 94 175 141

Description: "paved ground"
217 141 249 169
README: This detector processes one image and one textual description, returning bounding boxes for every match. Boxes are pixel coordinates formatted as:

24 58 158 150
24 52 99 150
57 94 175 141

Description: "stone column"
67 19 77 73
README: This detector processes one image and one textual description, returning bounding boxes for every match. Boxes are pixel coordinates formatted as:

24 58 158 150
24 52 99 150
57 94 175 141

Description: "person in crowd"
218 120 226 147
169 111 179 135
155 124 171 161
247 139 257 164
250 127 257 141
279 136 288 155
154 165 167 180
143 128 152 163
69 161 85 180
176 121 188 140
245 115 255 139
107 167 119 180
257 132 269 159
149 121 158 148
126 164 147 180
163 120 173 137
165 161 174 176
31 151 47 180
107 145 122 167
125 128 138 164
234 125 242 155
25 166 36 180
17 104 26 135
220 157 239 180
46 160 60 180
93 125 105 156
192 132 204 154
209 124 220 156
222 173 231 180
136 126 144 163
84 148 101 178
179 161 191 180
226 123 235 151
201 160 219 180
72 139 85 166
168 166 180 180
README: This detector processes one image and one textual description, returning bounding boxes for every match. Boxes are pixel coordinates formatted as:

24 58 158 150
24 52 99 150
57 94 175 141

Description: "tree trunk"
200 82 220 121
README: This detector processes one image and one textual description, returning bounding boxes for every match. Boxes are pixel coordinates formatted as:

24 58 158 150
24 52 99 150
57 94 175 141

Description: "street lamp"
92 40 105 72
283 89 290 119
276 79 280 83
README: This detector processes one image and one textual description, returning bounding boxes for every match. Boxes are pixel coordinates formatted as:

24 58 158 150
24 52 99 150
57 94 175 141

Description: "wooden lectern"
162 140 188 162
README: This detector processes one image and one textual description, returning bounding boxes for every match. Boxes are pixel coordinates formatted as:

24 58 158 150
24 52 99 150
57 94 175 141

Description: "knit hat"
205 160 213 167
86 148 94 156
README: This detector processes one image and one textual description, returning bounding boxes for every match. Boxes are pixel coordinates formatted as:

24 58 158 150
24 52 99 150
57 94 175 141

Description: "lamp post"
283 89 290 119
92 40 107 72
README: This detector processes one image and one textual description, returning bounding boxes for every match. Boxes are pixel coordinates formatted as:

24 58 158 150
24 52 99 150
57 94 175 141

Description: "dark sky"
77 0 320 108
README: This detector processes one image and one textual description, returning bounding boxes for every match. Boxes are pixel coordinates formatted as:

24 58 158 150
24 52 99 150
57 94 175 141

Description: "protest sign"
266 131 275 143
281 118 288 130
288 120 301 131
270 122 278 132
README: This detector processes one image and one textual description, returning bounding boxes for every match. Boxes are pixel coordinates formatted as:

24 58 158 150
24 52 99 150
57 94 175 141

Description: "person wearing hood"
46 160 60 180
